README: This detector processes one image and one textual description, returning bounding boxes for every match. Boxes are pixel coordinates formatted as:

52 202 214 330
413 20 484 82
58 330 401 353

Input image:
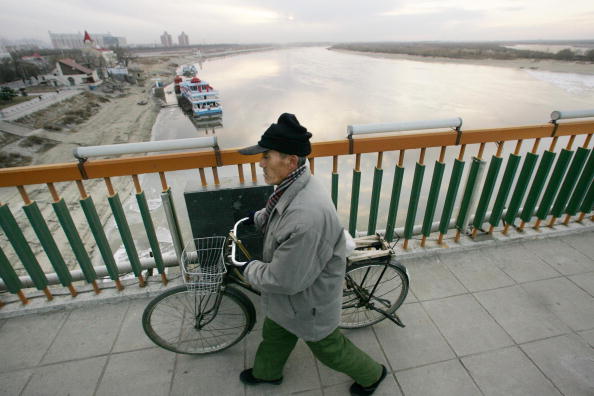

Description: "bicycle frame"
224 218 405 328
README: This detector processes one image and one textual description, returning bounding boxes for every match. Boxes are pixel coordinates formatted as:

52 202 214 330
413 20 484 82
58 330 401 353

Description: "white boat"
175 76 222 118
181 65 197 77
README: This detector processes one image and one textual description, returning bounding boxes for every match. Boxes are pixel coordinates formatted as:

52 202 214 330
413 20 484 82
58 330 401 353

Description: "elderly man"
238 113 387 395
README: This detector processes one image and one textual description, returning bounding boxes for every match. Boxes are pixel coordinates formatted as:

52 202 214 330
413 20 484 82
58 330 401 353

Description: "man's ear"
287 154 299 170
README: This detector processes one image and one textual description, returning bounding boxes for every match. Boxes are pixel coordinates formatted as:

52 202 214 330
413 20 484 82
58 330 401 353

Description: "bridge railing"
0 112 593 307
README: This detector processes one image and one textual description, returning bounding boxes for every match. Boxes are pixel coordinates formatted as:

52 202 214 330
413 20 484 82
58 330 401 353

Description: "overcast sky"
1 0 593 45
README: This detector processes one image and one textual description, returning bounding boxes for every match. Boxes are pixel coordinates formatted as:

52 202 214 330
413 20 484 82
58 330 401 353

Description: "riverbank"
331 48 594 75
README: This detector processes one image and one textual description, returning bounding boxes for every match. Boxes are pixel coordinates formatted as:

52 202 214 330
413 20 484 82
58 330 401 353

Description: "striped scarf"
261 164 307 229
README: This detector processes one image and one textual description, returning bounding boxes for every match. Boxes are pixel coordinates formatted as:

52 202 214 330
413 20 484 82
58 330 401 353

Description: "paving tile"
374 303 454 371
22 356 106 396
474 285 570 344
423 294 513 356
96 348 175 396
0 369 32 396
290 390 323 396
317 326 388 387
171 342 244 396
561 231 594 260
439 249 515 292
569 271 594 297
397 359 481 396
462 347 561 396
521 277 594 331
522 334 594 396
524 238 593 275
42 302 129 364
578 329 594 347
0 311 67 371
323 372 401 396
483 242 560 283
245 331 321 396
112 298 155 352
405 255 467 301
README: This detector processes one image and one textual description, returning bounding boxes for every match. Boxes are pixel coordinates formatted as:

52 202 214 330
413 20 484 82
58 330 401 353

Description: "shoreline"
331 48 594 75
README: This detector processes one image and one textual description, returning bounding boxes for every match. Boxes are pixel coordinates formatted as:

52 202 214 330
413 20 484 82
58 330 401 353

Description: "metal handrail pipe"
551 109 594 121
0 255 180 290
73 136 218 159
354 207 520 238
348 117 462 136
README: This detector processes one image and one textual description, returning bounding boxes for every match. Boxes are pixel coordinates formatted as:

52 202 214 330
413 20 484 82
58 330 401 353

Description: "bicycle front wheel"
142 285 256 355
340 259 409 329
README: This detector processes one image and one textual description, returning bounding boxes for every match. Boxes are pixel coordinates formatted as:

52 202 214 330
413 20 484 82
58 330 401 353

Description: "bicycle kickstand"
373 307 406 328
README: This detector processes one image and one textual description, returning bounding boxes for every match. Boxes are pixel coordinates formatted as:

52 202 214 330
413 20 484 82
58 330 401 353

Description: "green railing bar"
579 175 594 214
504 152 539 226
404 162 425 240
79 196 119 281
456 157 482 231
519 151 556 223
136 191 165 274
384 165 404 242
331 173 339 209
52 199 97 283
367 167 384 235
348 170 361 237
551 146 589 218
23 202 72 287
566 149 594 216
535 149 573 220
108 193 142 277
489 154 521 228
439 159 465 235
0 245 23 294
473 156 503 230
0 204 48 290
422 161 445 237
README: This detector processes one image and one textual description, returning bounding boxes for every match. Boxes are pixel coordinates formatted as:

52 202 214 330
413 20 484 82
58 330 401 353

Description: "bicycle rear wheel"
340 259 409 329
142 285 256 354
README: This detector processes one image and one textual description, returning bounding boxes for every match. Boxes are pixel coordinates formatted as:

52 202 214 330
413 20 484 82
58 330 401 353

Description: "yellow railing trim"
1 120 593 187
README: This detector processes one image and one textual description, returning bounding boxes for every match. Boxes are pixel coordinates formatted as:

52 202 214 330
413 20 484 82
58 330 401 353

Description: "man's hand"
236 260 253 275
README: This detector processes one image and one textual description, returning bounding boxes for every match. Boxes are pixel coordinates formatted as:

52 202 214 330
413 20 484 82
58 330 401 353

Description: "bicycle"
142 218 409 355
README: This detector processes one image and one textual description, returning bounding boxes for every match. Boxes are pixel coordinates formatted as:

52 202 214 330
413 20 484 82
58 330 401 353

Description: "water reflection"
124 47 594 258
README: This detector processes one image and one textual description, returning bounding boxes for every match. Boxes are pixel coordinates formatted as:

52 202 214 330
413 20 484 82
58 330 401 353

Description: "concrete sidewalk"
1 231 593 396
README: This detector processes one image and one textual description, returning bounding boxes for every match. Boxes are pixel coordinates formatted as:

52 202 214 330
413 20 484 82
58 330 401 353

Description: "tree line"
331 42 594 62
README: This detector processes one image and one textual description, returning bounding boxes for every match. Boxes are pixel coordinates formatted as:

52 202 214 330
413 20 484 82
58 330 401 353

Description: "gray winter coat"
244 170 347 341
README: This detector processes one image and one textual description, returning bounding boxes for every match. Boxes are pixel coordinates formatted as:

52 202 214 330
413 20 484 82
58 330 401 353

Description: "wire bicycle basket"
181 236 227 294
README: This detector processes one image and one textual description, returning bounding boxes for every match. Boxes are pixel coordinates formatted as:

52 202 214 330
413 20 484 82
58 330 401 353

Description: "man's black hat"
238 113 312 156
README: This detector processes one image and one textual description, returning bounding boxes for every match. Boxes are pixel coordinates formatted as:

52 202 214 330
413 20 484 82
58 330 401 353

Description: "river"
112 47 594 262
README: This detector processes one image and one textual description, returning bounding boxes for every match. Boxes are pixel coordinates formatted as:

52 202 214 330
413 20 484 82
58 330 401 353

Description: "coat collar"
272 169 310 217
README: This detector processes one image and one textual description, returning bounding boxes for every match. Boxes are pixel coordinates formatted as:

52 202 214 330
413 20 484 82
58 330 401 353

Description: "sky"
1 0 593 45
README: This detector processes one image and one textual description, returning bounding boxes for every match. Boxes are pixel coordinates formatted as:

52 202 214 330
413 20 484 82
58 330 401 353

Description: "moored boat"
181 64 197 77
177 76 223 118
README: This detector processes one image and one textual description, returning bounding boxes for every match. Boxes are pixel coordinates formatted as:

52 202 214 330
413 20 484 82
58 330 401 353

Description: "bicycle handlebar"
228 217 251 266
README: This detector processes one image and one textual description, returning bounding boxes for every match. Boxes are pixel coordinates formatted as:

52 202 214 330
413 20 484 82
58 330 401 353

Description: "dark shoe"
239 368 282 386
350 365 387 395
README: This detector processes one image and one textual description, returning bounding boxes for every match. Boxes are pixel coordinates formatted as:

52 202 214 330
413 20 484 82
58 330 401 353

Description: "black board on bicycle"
184 182 273 261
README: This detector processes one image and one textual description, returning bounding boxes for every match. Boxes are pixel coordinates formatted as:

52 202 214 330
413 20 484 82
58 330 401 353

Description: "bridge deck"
1 230 593 396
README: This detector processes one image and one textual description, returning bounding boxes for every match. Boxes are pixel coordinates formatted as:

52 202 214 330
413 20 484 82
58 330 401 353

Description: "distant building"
82 31 117 67
21 53 48 68
51 58 100 86
178 32 189 46
160 31 173 47
49 31 127 49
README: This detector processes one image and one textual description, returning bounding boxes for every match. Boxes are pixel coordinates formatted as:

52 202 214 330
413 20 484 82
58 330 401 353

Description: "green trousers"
252 317 383 387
